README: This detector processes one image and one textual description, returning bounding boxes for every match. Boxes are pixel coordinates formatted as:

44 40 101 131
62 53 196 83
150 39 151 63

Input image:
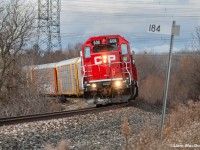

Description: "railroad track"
0 103 129 126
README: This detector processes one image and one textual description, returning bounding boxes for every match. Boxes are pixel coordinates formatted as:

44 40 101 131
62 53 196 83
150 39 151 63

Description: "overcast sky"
19 0 200 53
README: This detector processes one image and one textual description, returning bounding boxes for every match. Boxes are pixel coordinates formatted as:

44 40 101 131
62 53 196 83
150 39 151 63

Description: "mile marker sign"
147 23 172 35
147 21 180 139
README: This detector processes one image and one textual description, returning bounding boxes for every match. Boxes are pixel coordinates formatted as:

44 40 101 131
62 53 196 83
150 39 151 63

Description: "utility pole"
49 0 62 50
37 0 51 51
37 0 62 51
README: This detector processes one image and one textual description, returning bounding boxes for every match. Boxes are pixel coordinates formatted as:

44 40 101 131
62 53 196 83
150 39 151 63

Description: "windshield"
93 44 118 53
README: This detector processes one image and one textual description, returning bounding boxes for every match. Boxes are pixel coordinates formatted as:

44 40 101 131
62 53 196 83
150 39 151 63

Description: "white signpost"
147 23 172 35
147 23 180 35
147 21 180 139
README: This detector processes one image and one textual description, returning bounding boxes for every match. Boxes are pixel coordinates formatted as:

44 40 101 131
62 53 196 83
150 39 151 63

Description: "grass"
128 100 200 150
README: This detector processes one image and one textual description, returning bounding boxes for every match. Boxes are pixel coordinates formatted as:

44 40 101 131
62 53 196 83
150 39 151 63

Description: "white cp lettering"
94 55 116 65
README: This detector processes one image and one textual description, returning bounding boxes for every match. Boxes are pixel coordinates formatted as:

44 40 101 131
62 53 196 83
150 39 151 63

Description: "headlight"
115 81 122 87
102 55 107 60
102 55 107 63
91 83 97 88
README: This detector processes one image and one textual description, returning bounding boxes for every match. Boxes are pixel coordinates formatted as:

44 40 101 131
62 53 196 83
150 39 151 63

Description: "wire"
35 0 200 51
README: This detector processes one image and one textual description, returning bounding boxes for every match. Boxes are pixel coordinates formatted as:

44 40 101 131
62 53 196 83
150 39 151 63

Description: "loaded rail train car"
31 58 83 97
31 63 58 94
30 35 138 105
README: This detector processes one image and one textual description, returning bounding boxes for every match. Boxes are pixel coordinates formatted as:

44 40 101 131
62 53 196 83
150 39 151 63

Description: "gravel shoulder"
0 101 162 150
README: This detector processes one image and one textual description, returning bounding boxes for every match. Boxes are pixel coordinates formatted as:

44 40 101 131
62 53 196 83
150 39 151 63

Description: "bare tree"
0 0 35 97
65 43 82 59
190 26 200 100
191 26 200 52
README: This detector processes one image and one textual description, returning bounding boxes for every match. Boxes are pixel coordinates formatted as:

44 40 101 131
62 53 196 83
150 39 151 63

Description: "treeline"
0 0 82 117
135 26 200 104
21 43 82 66
136 52 200 104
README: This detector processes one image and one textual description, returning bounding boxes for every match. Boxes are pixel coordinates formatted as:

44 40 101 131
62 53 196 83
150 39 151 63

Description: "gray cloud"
31 0 200 52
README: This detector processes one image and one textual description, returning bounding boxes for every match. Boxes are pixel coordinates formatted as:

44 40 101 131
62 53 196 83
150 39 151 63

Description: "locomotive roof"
33 62 57 70
83 34 129 44
28 57 80 70
56 57 80 67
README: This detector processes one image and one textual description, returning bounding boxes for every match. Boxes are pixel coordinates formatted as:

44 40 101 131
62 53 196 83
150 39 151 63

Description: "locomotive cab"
81 35 138 105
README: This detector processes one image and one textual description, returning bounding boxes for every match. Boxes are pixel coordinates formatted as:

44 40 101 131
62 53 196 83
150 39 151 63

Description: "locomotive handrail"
81 61 132 84
109 61 131 85
82 65 86 85
124 61 132 85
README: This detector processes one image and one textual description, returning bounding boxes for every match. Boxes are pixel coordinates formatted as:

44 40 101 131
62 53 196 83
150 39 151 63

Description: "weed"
121 117 131 150
44 139 70 150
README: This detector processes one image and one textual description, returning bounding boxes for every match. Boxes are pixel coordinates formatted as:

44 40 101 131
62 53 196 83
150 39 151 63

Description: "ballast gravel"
0 101 162 150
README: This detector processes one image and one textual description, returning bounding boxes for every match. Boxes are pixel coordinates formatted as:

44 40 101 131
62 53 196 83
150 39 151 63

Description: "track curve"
0 103 129 126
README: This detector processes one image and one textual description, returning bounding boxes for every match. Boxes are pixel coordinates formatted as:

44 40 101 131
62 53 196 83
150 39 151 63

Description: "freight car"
30 35 138 105
31 58 83 97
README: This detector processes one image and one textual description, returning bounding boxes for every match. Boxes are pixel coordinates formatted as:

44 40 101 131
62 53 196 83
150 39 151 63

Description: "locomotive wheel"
129 83 138 101
132 85 138 99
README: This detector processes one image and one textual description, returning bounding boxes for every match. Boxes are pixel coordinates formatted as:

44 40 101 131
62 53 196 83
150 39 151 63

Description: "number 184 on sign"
147 23 172 35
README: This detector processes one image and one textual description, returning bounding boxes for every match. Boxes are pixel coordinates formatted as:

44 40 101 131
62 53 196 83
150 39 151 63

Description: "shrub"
139 75 165 104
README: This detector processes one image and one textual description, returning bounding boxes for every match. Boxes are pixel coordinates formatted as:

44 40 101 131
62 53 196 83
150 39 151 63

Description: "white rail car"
30 57 83 96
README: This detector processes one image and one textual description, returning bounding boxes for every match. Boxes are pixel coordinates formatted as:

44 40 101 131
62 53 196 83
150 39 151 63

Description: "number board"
92 40 101 45
147 23 172 35
108 38 118 44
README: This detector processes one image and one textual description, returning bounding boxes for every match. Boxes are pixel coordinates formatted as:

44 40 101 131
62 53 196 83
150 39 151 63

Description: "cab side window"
84 46 91 58
121 44 128 55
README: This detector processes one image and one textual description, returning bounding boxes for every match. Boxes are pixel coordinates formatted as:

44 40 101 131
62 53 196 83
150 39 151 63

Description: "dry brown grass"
131 125 154 150
0 93 64 118
47 99 65 112
44 139 70 150
138 75 165 105
121 117 131 150
167 100 200 132
130 100 200 150
137 54 200 105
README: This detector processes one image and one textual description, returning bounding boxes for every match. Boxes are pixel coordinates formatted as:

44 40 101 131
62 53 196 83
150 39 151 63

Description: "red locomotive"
30 35 138 105
81 35 138 104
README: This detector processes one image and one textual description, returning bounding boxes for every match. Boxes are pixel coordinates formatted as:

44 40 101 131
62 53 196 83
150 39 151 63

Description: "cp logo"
94 55 116 65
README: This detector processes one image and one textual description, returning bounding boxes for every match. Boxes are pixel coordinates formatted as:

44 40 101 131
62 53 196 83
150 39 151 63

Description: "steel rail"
0 103 128 126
